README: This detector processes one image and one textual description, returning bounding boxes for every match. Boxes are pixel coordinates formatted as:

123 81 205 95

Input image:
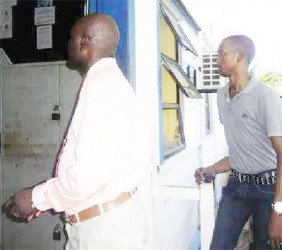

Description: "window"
161 12 185 158
160 1 201 158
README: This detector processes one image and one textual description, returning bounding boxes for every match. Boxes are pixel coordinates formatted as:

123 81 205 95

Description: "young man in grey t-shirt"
195 35 282 249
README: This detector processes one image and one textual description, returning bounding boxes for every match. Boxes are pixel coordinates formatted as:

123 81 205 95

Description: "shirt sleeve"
217 87 226 124
32 78 137 212
264 89 282 137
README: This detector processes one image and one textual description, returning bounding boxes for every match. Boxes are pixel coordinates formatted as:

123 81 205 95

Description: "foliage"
259 72 282 88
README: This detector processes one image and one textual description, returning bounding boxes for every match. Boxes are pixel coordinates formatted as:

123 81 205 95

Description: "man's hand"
268 210 282 248
194 167 216 185
2 187 40 223
194 168 207 185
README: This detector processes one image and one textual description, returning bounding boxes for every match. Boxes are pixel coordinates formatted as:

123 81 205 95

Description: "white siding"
134 1 228 248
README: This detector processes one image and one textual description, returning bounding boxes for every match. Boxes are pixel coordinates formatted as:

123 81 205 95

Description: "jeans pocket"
224 179 247 197
255 184 275 195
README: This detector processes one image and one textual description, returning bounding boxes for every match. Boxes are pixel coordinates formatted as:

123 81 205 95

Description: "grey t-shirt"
217 76 282 174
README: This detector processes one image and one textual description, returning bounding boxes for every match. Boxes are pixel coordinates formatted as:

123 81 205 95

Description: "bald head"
67 14 120 74
223 35 255 65
81 13 120 58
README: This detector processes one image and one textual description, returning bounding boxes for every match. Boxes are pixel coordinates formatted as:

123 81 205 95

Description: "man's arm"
3 75 135 216
194 156 231 184
268 136 282 248
272 136 282 202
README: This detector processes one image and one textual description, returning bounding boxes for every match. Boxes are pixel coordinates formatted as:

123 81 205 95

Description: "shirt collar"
241 75 258 94
85 58 117 78
223 75 258 99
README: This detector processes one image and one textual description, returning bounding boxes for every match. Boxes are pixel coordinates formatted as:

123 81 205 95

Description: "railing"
153 182 215 250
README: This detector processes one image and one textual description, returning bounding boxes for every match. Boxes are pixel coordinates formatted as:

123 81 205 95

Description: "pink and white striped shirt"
32 58 147 215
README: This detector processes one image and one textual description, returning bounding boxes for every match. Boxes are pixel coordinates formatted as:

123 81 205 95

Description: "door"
1 63 81 249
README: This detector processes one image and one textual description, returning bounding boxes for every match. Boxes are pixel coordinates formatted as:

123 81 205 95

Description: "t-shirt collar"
224 75 258 98
241 75 258 94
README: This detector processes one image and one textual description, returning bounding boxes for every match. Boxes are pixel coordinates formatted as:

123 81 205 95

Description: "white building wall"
154 95 228 250
134 1 228 249
134 1 161 249
154 150 200 250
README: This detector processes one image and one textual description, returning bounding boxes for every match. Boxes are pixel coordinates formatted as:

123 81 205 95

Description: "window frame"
160 2 198 56
162 103 186 159
161 53 202 99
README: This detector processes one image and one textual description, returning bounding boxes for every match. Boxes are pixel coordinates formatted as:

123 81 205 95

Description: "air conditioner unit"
197 54 226 92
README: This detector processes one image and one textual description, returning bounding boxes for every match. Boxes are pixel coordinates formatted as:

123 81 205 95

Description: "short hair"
224 35 255 65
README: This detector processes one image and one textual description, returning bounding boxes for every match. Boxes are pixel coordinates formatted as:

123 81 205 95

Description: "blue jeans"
210 178 274 250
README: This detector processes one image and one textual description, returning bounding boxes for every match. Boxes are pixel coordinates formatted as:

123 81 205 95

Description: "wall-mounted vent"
197 54 226 92
203 54 220 86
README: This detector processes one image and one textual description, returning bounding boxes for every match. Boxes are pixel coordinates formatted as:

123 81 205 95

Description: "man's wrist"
206 165 216 175
203 167 216 183
31 200 37 209
272 201 282 214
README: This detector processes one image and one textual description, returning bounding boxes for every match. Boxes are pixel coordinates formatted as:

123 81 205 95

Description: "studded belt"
230 169 276 185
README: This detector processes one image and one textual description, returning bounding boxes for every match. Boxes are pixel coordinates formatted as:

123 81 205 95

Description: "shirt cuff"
32 181 52 211
268 132 282 137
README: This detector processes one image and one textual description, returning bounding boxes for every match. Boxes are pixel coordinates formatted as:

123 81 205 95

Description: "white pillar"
200 183 215 250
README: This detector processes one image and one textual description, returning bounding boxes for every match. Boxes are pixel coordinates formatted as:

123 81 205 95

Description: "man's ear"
236 51 245 63
80 35 92 51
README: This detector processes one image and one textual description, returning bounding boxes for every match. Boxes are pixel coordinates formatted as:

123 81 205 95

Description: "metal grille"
202 54 221 87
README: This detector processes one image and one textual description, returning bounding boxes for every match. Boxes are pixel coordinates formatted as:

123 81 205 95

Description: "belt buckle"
64 213 73 225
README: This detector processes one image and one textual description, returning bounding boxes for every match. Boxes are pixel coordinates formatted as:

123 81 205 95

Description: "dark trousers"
210 178 274 250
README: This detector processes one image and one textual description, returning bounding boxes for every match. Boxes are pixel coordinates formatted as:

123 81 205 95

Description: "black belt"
230 169 276 186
